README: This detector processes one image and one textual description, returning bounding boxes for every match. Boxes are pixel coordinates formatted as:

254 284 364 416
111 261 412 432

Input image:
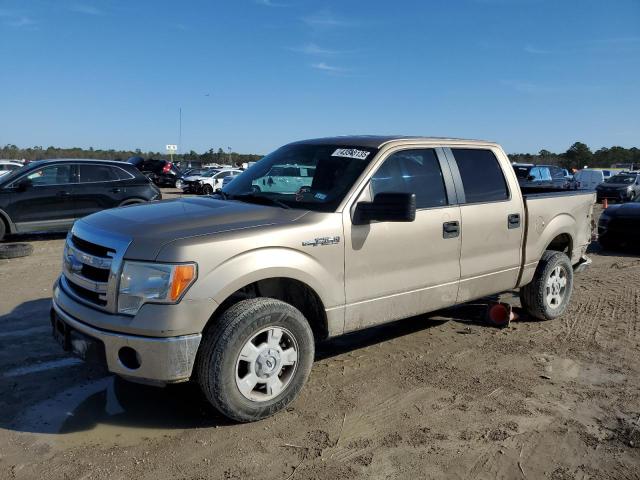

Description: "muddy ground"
0 200 639 480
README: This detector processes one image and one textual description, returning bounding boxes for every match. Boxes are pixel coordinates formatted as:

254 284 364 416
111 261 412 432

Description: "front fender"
187 246 343 313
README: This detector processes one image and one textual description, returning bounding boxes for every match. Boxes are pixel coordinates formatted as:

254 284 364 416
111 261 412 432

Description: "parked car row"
512 163 640 205
178 167 243 194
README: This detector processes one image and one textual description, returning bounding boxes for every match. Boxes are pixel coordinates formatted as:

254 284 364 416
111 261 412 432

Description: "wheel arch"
0 208 16 235
207 276 329 342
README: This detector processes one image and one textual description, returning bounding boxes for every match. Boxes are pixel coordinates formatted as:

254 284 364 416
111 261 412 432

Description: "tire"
202 184 213 195
196 298 314 422
0 219 5 242
519 250 573 321
0 243 34 259
251 185 261 193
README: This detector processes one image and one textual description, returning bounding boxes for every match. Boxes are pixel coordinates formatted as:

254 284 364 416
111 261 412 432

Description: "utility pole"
228 146 232 165
178 108 182 153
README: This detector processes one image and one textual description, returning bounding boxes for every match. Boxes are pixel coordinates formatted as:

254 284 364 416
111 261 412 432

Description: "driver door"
9 163 78 232
343 148 462 332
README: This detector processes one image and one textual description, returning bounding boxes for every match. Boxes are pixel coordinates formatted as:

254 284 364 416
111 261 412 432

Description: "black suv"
0 159 161 241
127 157 182 187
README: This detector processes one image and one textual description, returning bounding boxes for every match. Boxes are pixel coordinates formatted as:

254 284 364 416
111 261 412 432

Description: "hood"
604 202 640 217
77 197 308 260
184 175 205 181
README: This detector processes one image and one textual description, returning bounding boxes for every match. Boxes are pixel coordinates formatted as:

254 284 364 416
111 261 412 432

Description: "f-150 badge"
302 236 341 247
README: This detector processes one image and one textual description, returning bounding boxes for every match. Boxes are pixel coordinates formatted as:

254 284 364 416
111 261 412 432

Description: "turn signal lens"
170 264 196 301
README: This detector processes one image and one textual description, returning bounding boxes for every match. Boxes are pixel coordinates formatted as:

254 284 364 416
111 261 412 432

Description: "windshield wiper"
230 193 291 209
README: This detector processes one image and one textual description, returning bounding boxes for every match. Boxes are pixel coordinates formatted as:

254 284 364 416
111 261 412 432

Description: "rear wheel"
520 251 573 320
196 298 314 422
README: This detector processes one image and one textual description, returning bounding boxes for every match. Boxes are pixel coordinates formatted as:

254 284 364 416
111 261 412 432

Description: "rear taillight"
162 163 172 174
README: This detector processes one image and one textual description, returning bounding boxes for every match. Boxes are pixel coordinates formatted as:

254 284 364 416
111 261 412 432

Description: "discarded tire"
0 243 34 259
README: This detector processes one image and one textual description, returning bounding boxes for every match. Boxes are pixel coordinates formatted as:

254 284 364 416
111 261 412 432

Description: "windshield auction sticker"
331 148 370 160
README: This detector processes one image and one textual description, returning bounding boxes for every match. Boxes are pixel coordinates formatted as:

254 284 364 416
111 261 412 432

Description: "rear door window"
371 149 448 209
79 164 118 183
451 149 509 203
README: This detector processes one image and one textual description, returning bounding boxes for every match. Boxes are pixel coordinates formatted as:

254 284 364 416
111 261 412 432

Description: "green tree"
564 142 592 169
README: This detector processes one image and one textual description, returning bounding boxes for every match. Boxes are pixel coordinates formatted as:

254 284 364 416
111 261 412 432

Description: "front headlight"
118 261 197 315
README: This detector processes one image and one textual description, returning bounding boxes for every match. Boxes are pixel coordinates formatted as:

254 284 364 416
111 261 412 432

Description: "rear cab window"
450 148 509 203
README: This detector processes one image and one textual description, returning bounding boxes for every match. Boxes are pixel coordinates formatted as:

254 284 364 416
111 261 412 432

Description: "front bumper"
52 295 202 385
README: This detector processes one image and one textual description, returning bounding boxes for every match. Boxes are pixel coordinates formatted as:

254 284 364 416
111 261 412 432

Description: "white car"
251 164 315 194
574 168 614 190
0 160 24 177
199 168 242 194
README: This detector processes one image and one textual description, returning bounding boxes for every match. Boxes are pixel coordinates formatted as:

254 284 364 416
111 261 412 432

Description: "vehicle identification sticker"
331 148 370 160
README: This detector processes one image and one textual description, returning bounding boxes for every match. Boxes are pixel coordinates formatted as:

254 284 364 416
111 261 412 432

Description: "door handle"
57 191 71 197
508 213 521 229
110 187 121 193
443 221 460 239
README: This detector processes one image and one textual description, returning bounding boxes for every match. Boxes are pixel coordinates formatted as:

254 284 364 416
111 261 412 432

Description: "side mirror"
16 178 33 191
527 175 536 182
353 192 416 225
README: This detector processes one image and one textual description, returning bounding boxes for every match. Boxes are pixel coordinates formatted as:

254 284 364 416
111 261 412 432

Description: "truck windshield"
222 144 378 212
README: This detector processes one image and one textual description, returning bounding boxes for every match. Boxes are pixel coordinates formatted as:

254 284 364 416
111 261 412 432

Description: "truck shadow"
0 301 504 437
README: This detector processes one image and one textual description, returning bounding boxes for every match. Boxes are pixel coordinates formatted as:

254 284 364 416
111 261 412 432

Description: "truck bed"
518 189 595 286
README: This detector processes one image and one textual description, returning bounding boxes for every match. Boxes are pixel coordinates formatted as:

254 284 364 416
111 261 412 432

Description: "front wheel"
202 184 214 195
519 251 573 320
196 298 314 422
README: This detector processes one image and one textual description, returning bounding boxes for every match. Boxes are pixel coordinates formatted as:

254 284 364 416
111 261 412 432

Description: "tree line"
2 142 639 171
509 142 640 170
0 145 262 167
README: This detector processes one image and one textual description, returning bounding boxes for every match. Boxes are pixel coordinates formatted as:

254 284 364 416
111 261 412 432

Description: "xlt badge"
302 236 341 247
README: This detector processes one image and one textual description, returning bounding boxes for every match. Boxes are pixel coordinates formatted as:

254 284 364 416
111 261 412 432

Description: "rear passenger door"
344 148 462 331
73 163 126 219
444 148 524 303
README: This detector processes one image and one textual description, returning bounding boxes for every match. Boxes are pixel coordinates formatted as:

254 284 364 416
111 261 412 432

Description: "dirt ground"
1 201 639 480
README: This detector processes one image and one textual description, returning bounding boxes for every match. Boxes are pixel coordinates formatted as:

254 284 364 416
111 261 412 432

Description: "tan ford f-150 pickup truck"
51 136 595 421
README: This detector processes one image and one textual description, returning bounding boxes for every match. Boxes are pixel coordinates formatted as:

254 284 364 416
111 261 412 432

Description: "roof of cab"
289 135 497 149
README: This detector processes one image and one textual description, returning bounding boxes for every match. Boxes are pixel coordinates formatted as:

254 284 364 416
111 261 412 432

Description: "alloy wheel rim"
545 265 568 309
235 326 299 402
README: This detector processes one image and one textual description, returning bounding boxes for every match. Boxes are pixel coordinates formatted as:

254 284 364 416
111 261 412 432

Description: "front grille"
63 233 117 310
66 279 108 306
71 235 114 257
80 264 110 283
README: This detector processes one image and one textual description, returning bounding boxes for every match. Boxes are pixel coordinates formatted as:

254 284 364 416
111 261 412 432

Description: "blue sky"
0 0 638 155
